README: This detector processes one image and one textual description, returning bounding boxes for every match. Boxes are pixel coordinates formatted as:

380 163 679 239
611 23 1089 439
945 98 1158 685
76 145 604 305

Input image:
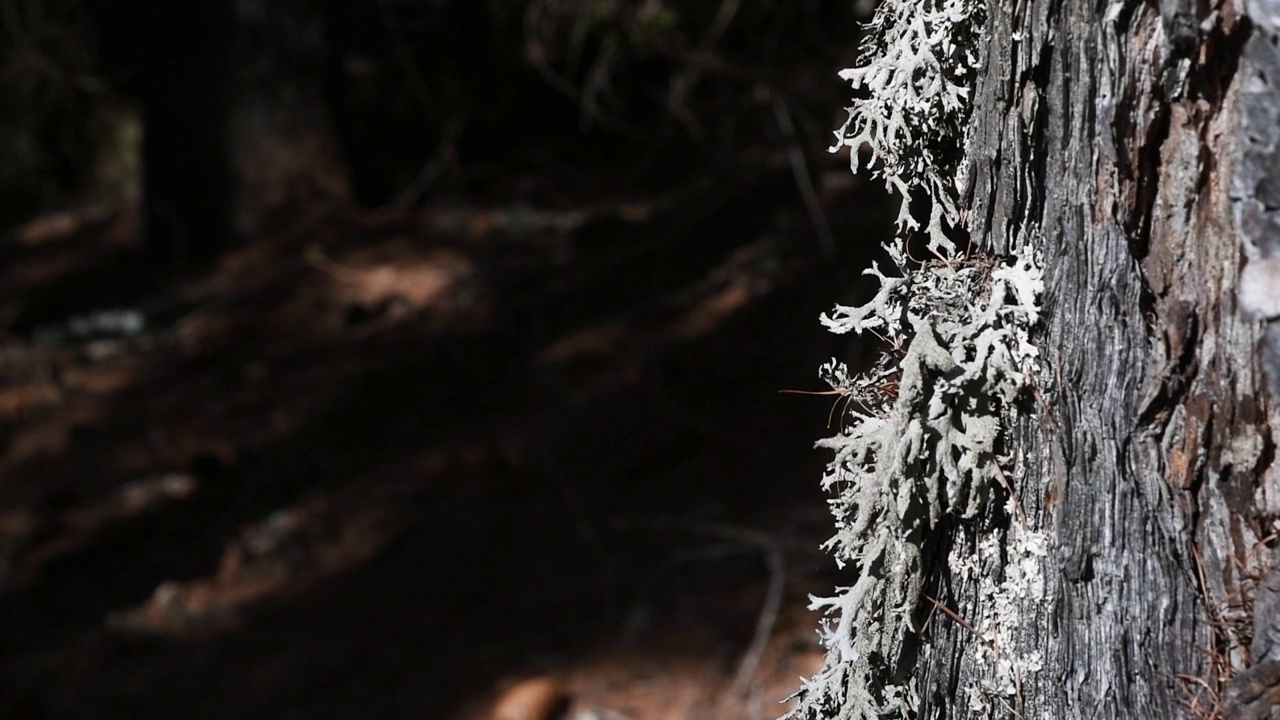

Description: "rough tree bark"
915 1 1279 717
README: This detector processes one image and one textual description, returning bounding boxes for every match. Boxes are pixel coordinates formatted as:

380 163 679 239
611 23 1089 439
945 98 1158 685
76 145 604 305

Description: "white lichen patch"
952 523 1049 713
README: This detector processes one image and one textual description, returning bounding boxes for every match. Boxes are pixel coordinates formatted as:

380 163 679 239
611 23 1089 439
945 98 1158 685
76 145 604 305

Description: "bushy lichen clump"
787 0 1048 718
789 244 1044 720
830 0 985 255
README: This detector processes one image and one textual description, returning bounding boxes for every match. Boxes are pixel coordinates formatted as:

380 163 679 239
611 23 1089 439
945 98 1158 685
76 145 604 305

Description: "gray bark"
916 1 1280 717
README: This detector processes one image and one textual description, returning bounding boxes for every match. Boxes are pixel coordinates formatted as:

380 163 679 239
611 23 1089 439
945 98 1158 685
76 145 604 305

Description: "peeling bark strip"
800 1 1280 718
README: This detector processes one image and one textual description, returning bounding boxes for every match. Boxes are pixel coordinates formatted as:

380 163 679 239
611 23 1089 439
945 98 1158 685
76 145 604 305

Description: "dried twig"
778 388 852 429
923 593 977 636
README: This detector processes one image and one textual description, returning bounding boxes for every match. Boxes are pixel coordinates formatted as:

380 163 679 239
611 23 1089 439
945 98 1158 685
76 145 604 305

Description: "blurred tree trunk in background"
140 3 233 266
141 0 348 267
912 2 1280 717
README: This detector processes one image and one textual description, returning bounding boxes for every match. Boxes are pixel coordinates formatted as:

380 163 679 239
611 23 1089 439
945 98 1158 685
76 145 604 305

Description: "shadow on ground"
0 159 891 719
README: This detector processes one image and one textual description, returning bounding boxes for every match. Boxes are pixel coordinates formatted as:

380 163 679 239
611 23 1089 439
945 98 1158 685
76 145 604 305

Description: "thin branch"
665 0 742 137
392 113 467 210
731 548 787 697
771 92 835 256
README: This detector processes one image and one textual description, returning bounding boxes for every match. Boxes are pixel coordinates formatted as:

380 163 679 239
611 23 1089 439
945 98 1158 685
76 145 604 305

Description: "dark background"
0 2 893 718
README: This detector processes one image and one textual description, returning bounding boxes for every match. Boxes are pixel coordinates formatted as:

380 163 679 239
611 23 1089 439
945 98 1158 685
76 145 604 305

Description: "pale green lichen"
787 0 1050 717
788 246 1044 720
830 0 984 254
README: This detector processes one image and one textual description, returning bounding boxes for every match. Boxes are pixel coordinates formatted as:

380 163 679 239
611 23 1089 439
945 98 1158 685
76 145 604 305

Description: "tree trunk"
141 0 348 267
918 1 1277 717
140 2 235 266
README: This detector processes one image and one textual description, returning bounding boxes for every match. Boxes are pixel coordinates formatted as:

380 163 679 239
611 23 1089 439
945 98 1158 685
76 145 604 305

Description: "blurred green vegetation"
0 0 138 225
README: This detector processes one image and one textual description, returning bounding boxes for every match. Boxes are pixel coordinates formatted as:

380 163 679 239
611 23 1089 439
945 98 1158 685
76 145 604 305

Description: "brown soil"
0 164 889 719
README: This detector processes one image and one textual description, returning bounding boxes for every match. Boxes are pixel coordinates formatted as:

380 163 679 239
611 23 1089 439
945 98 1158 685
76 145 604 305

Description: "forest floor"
0 158 889 719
